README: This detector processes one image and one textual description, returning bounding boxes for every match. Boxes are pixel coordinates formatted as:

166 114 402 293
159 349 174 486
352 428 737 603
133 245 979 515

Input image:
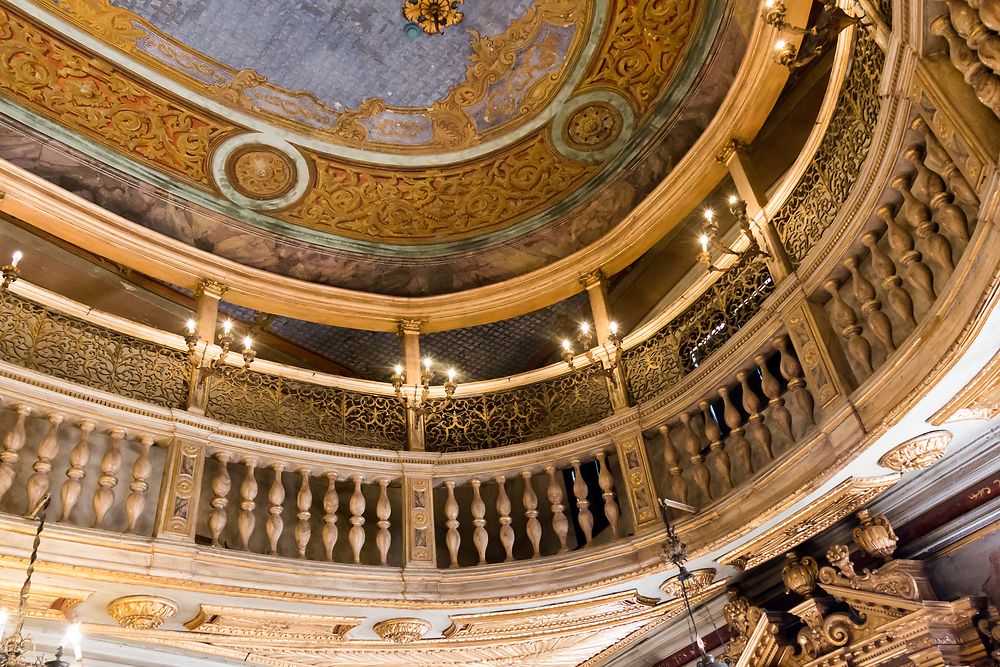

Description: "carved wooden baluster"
773 337 816 428
521 471 542 558
756 355 795 445
931 15 1000 116
861 231 917 328
699 401 732 491
911 116 978 207
679 412 711 500
658 424 688 504
92 428 124 529
495 476 515 562
0 404 32 504
266 463 285 555
905 145 970 244
295 468 312 559
595 452 620 537
877 205 936 301
444 480 461 567
322 472 339 561
824 280 874 376
376 478 391 566
968 0 1000 33
546 465 570 552
892 175 954 272
569 460 594 544
238 458 259 551
718 387 753 477
736 371 773 462
60 420 94 522
348 475 366 564
124 434 154 534
208 452 232 547
470 478 488 564
949 0 1000 70
844 256 895 355
25 413 64 514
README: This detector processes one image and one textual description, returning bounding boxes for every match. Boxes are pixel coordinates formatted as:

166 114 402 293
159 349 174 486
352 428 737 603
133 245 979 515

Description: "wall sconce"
392 357 459 417
1 250 23 292
697 195 771 273
561 320 624 388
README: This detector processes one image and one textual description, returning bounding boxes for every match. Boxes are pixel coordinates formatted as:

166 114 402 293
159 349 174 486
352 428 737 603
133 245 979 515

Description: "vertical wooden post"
153 436 205 541
580 270 629 411
398 320 426 452
402 474 437 569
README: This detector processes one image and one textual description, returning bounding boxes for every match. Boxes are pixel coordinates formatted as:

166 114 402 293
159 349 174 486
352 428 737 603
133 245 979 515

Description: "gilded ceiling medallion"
404 0 465 35
877 430 951 472
227 145 296 201
565 101 623 151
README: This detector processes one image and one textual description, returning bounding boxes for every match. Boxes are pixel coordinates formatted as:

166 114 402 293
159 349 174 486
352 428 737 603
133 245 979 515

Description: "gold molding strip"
930 346 1000 425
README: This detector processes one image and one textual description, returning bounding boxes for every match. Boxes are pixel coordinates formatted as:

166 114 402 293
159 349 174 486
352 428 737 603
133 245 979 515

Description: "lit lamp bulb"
394 364 404 376
447 367 456 382
423 357 432 371
728 194 739 206
580 321 590 334
222 319 233 335
699 234 710 253
11 250 23 267
561 339 572 352
243 335 253 351
775 38 787 51
63 621 83 661
609 321 619 336
186 319 197 335
703 209 714 221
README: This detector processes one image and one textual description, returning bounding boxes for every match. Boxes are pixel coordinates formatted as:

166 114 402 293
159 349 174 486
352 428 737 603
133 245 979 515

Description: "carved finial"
782 551 819 597
852 509 897 561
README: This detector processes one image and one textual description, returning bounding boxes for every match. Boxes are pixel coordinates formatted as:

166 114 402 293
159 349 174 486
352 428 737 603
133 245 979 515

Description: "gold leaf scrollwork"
423 368 613 452
0 292 189 408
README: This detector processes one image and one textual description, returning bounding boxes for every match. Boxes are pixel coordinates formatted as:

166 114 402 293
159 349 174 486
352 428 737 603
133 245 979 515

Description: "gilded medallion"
404 0 465 35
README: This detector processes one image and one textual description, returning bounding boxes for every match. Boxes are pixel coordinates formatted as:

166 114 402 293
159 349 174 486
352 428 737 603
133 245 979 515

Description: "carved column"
208 451 232 547
322 471 339 562
0 404 31 505
61 420 94 523
722 142 795 280
595 452 621 537
348 475 366 564
545 466 570 552
658 424 689 504
521 471 543 558
397 319 426 452
443 480 461 567
470 478 488 564
188 280 228 412
580 270 629 410
294 467 312 559
612 428 661 531
402 474 436 569
495 475 516 561
153 438 206 541
266 463 285 556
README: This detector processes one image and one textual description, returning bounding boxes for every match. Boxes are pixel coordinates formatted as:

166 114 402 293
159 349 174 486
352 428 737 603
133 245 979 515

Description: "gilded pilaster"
612 427 661 531
580 271 629 411
397 319 426 452
402 474 437 569
153 437 205 541
781 296 857 412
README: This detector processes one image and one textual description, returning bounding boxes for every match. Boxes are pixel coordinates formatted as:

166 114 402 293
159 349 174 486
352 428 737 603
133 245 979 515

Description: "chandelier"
391 358 459 418
659 498 725 667
560 319 624 387
0 496 84 667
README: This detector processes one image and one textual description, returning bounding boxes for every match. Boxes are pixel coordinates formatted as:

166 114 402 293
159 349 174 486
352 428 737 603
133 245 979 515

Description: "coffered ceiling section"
0 0 746 295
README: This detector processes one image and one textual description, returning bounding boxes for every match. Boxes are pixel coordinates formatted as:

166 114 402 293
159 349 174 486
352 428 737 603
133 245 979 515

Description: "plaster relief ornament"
373 617 431 643
877 430 951 472
404 0 464 34
107 595 179 629
852 509 897 560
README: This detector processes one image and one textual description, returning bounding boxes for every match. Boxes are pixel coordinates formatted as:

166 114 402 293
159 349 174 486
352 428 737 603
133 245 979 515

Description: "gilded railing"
0 291 189 408
771 31 885 266
204 371 408 450
623 256 774 404
423 368 614 452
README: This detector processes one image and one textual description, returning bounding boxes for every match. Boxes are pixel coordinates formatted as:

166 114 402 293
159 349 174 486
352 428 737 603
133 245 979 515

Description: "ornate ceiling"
0 0 750 296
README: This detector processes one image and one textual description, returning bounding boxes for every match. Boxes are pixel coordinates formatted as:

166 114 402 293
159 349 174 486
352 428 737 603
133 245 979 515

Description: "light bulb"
0 607 7 631
775 39 787 51
394 364 403 376
65 622 83 660
728 194 739 205
423 357 432 370
222 319 233 334
609 321 619 335
562 339 572 351
186 318 196 335
699 234 710 252
765 0 774 7
243 335 253 351
703 208 714 221
580 321 590 334
11 250 22 267
447 368 456 382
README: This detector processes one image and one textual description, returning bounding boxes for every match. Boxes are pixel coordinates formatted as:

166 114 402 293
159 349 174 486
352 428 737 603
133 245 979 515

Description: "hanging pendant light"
660 498 725 667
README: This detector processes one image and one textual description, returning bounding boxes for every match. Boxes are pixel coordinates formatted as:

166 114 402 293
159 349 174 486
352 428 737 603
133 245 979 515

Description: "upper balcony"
0 0 998 662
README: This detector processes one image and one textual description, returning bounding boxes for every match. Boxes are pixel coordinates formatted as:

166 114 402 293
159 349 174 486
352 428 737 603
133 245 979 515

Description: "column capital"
397 319 425 336
579 269 607 291
715 138 752 165
195 279 229 300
